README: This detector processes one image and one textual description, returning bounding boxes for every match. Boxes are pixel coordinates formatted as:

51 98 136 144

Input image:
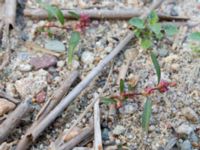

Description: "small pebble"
190 132 199 143
170 7 179 16
180 140 192 150
119 103 138 114
158 48 169 57
57 60 65 68
18 64 32 72
30 55 57 70
176 124 193 136
182 107 199 123
35 90 46 103
113 125 126 135
102 128 110 141
171 63 179 72
45 40 65 52
124 48 138 60
81 51 95 64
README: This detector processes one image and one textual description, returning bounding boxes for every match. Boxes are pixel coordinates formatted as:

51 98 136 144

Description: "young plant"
68 31 80 64
128 11 178 50
102 53 176 132
68 12 90 64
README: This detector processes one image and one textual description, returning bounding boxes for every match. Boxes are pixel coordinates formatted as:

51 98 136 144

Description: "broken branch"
0 99 34 144
24 8 189 21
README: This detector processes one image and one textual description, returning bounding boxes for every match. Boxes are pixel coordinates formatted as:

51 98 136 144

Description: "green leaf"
149 23 161 35
150 51 161 84
142 97 152 132
37 0 64 25
191 45 200 54
52 6 64 25
155 32 163 40
129 18 145 29
119 79 125 93
68 31 80 64
68 11 80 19
147 11 159 25
141 38 152 49
134 29 141 38
188 32 200 41
102 97 116 105
162 24 178 36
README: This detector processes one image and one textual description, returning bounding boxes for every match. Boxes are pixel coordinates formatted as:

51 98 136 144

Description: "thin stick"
36 70 79 121
0 99 33 144
24 8 189 21
60 125 94 150
94 98 102 150
16 1 165 149
0 0 17 71
0 90 20 104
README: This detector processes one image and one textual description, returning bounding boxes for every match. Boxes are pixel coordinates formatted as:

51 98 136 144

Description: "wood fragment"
24 41 62 57
24 8 189 21
94 96 102 150
60 125 94 150
16 1 165 149
0 99 34 144
0 0 17 71
0 90 20 104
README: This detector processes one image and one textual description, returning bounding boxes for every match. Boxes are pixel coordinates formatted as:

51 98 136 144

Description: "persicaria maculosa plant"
103 11 177 132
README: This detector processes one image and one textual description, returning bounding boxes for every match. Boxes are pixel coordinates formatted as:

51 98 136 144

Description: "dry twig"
0 99 34 143
0 0 17 71
24 8 189 21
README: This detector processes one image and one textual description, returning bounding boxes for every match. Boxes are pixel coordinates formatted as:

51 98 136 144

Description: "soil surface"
0 0 200 150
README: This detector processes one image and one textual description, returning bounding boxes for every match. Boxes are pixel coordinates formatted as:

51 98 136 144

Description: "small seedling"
68 31 80 64
102 53 176 132
128 11 178 50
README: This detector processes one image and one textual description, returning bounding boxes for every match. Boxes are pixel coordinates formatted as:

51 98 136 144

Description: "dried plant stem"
0 99 34 144
16 1 165 149
24 8 188 21
94 99 102 150
60 125 94 150
0 0 17 71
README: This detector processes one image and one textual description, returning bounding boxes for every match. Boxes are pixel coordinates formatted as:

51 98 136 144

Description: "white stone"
81 51 95 64
18 64 32 72
176 124 193 135
113 125 126 135
182 107 199 123
15 70 48 98
57 60 65 68
124 48 138 60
